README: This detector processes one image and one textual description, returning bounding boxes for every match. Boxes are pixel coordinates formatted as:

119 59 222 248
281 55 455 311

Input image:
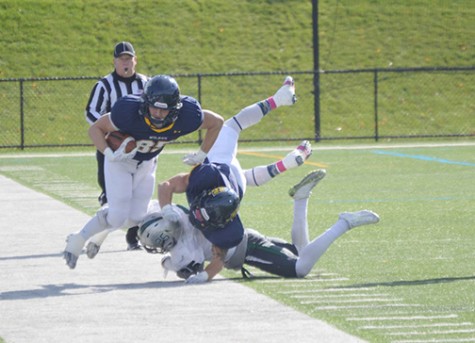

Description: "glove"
183 149 207 166
177 261 204 280
185 271 209 284
161 204 181 223
104 138 138 162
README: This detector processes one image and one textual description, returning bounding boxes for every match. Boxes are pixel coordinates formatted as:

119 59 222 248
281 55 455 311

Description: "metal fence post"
20 79 25 150
374 69 379 142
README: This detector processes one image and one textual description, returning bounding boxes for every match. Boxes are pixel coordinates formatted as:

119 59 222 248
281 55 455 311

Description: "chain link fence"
1 67 474 149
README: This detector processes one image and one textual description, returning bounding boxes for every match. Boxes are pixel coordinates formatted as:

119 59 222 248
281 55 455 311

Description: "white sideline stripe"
1 141 474 159
347 314 459 321
313 304 422 310
259 277 349 284
390 328 475 336
392 338 475 343
361 322 473 330
302 298 402 305
280 287 375 294
291 293 389 299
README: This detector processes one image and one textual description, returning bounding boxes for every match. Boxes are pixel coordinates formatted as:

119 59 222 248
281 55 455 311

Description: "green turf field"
0 142 473 342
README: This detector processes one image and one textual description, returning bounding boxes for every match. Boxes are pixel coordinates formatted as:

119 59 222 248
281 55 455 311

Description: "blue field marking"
371 150 475 167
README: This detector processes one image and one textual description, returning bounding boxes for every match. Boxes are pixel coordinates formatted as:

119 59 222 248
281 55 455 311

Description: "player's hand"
161 204 181 223
182 149 207 166
161 255 172 278
104 138 138 162
185 271 209 284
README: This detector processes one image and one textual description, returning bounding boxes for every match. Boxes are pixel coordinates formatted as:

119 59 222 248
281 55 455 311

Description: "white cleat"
282 140 312 169
63 233 86 269
289 169 326 200
86 242 101 259
339 210 380 229
273 75 297 107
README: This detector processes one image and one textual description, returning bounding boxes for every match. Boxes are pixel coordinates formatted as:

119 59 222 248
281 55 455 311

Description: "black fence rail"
1 66 474 149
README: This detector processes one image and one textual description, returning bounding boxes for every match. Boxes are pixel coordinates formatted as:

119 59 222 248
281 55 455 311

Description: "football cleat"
86 242 101 259
273 76 297 107
63 233 85 269
125 226 142 251
339 210 380 229
289 169 326 200
282 140 312 169
127 242 142 251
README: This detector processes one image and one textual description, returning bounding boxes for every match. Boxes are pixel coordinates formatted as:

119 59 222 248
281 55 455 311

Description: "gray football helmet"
138 212 181 253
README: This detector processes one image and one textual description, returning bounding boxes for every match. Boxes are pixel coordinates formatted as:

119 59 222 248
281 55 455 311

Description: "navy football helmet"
140 75 183 128
189 187 240 231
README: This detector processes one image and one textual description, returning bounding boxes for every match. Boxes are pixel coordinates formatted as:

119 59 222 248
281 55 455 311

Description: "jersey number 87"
135 140 167 153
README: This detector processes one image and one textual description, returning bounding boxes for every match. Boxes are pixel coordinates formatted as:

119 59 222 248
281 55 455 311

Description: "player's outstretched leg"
295 210 380 277
228 76 297 132
289 169 327 252
339 210 380 229
244 140 313 187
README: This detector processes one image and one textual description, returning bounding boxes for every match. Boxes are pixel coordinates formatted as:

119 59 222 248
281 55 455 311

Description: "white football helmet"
138 212 181 253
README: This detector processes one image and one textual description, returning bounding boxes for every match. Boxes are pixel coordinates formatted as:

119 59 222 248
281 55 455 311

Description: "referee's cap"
114 41 135 58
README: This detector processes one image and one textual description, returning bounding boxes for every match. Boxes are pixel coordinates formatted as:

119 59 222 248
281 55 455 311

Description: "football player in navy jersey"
139 170 380 284
85 41 149 250
157 76 313 283
62 75 223 269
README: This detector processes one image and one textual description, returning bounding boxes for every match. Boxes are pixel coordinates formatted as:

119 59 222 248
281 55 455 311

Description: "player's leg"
287 170 326 252
96 150 107 206
127 159 157 248
63 161 134 269
226 75 296 132
243 229 299 278
295 210 380 278
243 140 312 187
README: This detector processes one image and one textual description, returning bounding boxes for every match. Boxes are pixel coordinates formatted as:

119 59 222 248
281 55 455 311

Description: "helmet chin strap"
144 116 175 133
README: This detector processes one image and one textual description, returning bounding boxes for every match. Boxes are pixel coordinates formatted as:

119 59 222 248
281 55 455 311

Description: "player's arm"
198 109 223 153
203 245 227 279
185 245 226 284
157 173 190 208
88 113 117 153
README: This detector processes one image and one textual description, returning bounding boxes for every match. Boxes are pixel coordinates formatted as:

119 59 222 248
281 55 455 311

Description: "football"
105 131 136 153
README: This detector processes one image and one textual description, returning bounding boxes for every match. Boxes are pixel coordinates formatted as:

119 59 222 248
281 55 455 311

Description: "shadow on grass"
335 275 475 289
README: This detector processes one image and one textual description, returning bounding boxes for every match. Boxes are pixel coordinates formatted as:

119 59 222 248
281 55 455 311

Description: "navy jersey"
110 95 203 162
186 162 244 249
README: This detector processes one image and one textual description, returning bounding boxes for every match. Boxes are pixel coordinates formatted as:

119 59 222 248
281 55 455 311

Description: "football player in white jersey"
139 170 380 283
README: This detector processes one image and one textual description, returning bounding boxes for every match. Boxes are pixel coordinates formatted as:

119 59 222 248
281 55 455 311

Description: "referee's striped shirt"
85 70 149 125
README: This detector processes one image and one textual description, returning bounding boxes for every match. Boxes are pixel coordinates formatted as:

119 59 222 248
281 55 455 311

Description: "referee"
84 41 149 249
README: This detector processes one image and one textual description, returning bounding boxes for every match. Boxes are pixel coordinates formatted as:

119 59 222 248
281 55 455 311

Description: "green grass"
1 0 473 79
1 142 474 342
1 1 474 147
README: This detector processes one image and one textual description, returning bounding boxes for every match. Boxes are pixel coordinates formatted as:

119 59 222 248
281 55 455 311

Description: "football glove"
185 271 209 284
104 137 138 162
177 261 204 280
161 204 182 223
182 149 207 166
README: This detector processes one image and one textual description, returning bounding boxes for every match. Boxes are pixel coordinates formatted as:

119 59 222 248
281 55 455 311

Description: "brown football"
105 131 136 153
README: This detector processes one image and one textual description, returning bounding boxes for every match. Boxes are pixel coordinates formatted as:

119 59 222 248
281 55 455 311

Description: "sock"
230 99 274 131
243 145 305 187
80 215 109 241
295 218 350 277
291 198 309 253
87 229 110 246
